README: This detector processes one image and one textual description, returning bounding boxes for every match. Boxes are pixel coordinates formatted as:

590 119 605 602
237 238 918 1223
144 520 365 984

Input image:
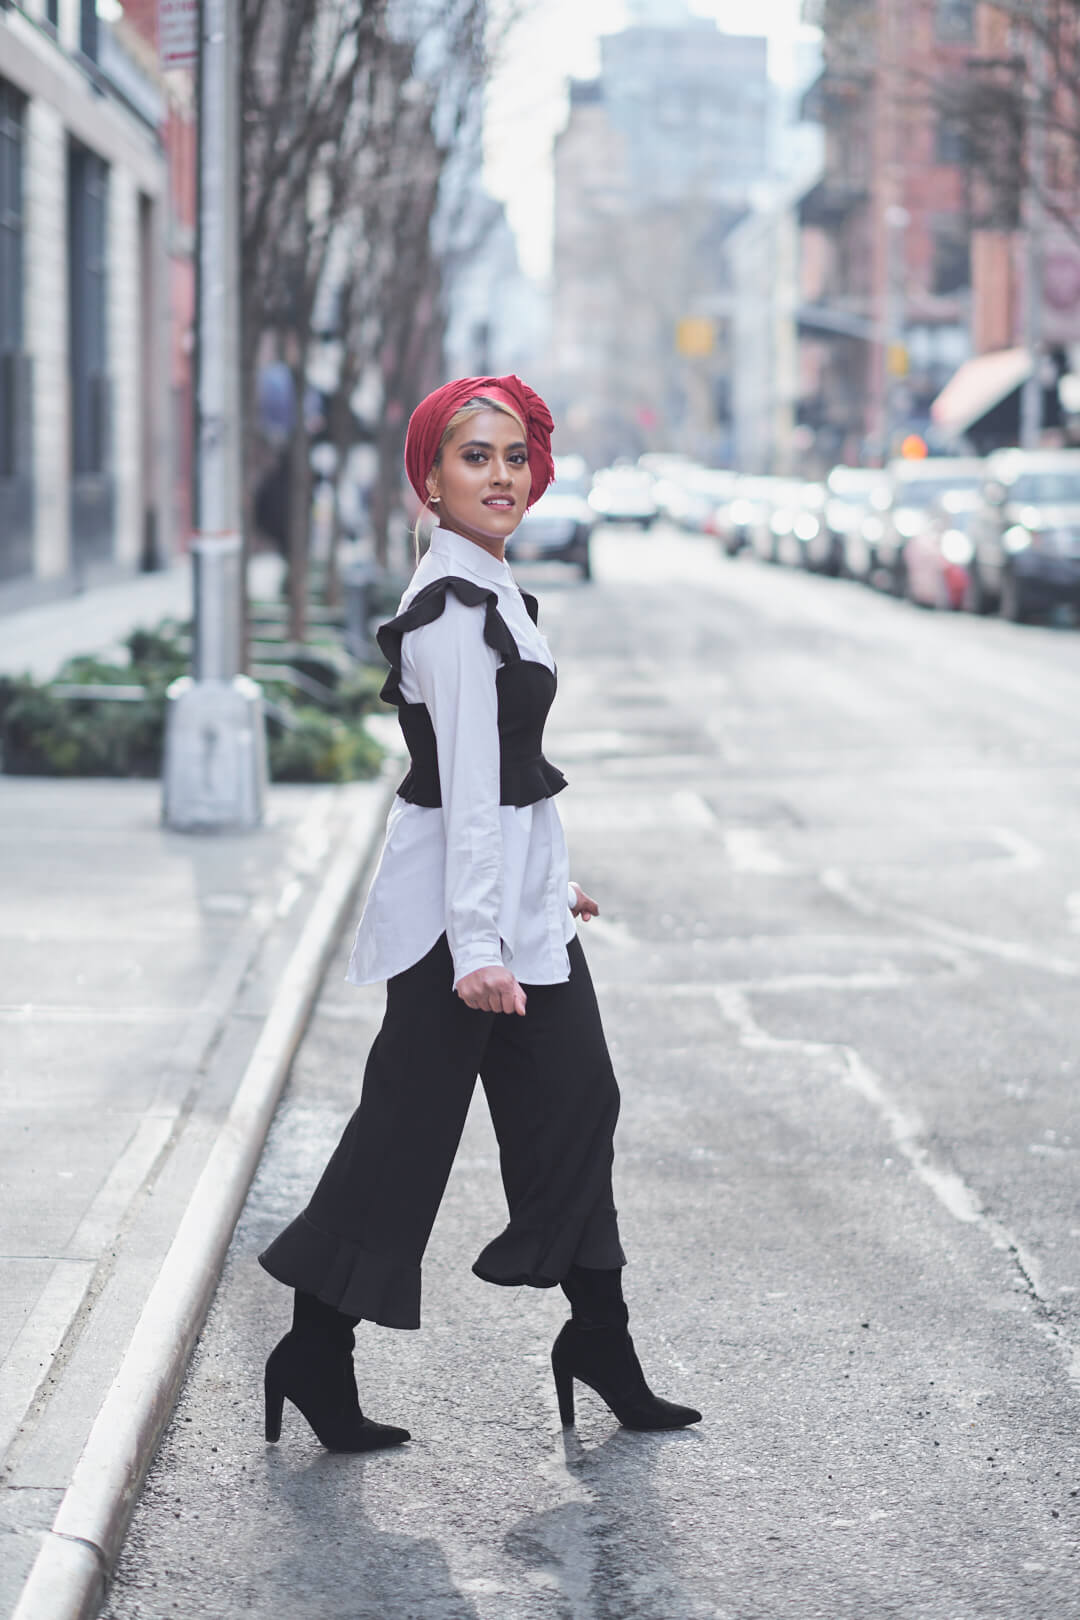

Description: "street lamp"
162 0 267 831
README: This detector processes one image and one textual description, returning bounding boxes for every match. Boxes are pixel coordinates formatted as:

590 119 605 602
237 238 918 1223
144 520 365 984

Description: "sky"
483 0 815 280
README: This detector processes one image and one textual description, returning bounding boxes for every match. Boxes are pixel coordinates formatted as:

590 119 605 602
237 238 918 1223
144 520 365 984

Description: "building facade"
728 41 823 474
551 6 771 467
797 0 979 465
442 194 546 386
0 0 180 610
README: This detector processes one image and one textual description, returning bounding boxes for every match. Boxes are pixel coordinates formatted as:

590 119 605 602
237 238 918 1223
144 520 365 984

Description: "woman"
259 375 700 1451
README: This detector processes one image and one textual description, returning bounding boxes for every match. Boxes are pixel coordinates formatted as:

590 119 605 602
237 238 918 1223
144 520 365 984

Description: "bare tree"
241 0 494 638
323 0 494 575
242 0 392 641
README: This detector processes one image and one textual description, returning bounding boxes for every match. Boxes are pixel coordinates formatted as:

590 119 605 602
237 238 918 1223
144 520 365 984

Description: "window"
936 0 975 42
936 112 969 166
0 79 24 480
932 224 971 295
80 0 98 61
69 143 110 478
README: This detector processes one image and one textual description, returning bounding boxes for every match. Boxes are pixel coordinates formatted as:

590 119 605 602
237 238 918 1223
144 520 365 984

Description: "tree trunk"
323 376 355 608
287 356 311 643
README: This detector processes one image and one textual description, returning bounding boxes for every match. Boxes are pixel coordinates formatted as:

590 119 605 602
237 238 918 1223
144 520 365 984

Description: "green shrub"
268 706 383 783
0 677 166 776
0 617 384 784
337 664 386 720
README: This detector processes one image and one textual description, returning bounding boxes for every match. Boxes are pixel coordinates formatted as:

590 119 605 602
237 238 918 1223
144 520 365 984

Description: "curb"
11 775 394 1620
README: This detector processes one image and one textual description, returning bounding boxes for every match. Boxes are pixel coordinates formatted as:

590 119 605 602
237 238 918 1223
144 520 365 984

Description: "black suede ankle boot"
264 1291 410 1452
553 1266 701 1432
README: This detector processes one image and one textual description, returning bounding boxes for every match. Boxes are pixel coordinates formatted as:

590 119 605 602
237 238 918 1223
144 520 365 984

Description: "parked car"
874 457 985 593
747 479 825 567
710 475 778 557
815 467 888 576
840 475 893 582
903 488 980 610
775 481 827 569
642 455 707 527
672 468 737 532
506 457 595 578
588 466 659 528
966 448 1080 621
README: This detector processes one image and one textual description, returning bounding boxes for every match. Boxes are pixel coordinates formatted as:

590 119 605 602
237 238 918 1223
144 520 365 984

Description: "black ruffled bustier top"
376 575 568 810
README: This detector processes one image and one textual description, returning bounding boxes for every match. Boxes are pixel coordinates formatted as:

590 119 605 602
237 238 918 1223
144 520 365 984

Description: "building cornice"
0 7 164 191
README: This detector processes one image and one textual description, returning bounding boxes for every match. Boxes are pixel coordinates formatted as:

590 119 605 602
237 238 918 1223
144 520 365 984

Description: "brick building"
0 0 193 611
798 0 980 464
800 0 1080 461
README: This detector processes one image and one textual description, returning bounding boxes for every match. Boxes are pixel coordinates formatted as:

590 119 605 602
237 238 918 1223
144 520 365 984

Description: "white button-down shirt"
347 527 576 990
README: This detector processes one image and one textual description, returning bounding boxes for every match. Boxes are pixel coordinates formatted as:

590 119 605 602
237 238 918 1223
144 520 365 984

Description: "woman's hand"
570 882 599 922
455 965 527 1016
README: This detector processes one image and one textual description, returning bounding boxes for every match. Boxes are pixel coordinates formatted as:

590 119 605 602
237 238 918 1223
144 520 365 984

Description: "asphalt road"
105 526 1080 1620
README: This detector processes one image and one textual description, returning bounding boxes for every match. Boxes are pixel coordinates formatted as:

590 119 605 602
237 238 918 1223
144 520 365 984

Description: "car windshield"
1007 471 1080 504
898 475 981 507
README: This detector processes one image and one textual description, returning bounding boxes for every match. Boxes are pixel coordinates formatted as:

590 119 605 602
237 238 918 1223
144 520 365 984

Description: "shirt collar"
429 525 513 588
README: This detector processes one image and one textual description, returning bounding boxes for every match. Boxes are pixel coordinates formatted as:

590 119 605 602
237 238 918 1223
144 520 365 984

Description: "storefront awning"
930 347 1033 439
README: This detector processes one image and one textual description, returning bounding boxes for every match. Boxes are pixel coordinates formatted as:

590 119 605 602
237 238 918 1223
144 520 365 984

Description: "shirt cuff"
451 941 506 988
567 881 578 912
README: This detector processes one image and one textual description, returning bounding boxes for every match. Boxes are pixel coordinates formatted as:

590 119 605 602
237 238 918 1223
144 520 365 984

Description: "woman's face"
427 408 531 556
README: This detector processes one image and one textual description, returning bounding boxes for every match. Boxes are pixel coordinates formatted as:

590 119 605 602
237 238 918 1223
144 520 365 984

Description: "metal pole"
884 202 910 459
1020 2 1047 449
162 0 267 831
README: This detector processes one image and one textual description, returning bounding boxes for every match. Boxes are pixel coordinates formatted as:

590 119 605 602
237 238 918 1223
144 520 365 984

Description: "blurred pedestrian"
259 375 701 1450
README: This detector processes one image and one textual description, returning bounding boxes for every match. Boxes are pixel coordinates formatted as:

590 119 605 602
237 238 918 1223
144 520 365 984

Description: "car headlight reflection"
1003 524 1033 554
940 529 974 565
893 508 923 538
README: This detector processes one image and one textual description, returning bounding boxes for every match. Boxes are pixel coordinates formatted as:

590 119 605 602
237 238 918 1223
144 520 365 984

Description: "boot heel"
264 1372 285 1443
552 1356 575 1426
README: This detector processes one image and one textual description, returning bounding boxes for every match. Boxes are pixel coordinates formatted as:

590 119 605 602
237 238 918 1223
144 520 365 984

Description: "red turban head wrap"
404 374 555 512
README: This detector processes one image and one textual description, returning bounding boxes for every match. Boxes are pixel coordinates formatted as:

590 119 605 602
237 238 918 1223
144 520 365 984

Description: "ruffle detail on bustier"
258 1211 422 1330
377 574 529 706
395 749 567 809
375 573 566 809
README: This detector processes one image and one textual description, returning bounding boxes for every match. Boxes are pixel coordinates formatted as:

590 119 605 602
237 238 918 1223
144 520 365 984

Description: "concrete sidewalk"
0 565 194 682
0 772 393 1620
0 554 292 683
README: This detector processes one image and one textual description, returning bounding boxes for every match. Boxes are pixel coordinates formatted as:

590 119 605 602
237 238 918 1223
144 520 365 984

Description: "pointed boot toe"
551 1320 701 1432
263 1331 410 1452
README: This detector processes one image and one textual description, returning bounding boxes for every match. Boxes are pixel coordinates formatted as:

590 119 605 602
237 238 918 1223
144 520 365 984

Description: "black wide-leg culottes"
258 933 625 1329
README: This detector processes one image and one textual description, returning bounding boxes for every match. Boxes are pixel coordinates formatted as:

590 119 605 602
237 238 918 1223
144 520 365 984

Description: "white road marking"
821 867 1080 978
669 789 716 828
987 826 1044 871
712 983 1073 1382
723 828 793 874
